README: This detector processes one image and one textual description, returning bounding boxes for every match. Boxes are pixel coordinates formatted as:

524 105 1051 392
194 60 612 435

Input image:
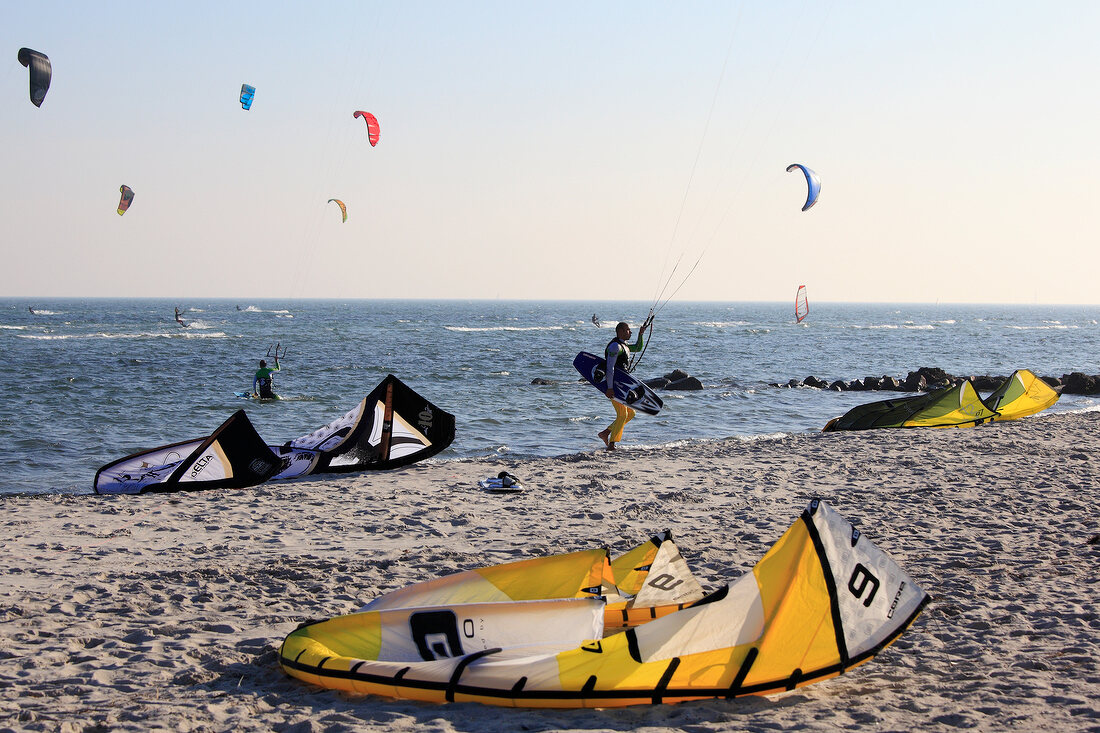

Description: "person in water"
591 314 601 327
598 320 648 450
174 307 187 327
253 357 281 399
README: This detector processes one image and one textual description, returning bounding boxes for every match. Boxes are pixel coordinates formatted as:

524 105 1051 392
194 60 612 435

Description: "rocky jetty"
643 369 704 391
534 367 704 391
772 367 1100 395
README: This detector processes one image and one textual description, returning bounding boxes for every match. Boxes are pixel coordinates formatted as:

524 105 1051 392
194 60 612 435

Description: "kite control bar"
266 343 289 361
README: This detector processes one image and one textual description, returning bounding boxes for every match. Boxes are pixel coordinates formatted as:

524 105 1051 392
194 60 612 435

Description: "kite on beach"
93 411 278 494
279 499 929 708
822 369 1059 431
268 374 456 479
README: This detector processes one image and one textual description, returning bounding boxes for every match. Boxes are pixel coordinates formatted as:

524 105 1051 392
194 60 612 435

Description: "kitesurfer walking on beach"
598 320 648 450
253 356 281 399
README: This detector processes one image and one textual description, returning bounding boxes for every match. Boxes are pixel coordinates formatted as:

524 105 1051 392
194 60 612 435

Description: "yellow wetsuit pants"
607 400 636 443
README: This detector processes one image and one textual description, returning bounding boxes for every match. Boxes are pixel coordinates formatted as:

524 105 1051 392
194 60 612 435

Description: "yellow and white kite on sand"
279 500 929 708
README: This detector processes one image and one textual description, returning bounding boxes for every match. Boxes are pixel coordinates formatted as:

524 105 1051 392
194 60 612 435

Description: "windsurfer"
597 320 648 450
253 357 281 399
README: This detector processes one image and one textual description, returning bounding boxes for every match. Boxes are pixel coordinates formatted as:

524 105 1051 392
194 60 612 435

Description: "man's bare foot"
598 429 610 448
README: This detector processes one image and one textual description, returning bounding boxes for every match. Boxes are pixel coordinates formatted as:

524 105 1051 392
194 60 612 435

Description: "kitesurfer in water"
598 320 648 450
174 307 187 327
592 314 601 327
253 357 281 399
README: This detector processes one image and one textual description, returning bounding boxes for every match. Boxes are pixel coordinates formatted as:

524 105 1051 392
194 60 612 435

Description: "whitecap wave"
242 306 291 314
445 325 564 332
691 321 750 328
17 331 227 340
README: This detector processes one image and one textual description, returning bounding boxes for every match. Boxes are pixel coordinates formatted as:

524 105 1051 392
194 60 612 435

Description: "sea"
2 298 1098 496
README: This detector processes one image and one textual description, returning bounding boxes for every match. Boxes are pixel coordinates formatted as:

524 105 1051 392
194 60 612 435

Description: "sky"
2 1 1098 303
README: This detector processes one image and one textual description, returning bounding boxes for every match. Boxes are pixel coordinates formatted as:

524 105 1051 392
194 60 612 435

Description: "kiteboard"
478 471 524 493
234 391 279 401
573 351 663 416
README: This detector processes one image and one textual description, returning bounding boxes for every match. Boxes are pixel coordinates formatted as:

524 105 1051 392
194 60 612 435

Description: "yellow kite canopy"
986 369 1059 421
822 369 1059 431
900 380 994 428
279 501 929 708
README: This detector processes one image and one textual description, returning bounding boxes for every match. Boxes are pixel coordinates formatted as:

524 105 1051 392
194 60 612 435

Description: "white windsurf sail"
795 285 809 323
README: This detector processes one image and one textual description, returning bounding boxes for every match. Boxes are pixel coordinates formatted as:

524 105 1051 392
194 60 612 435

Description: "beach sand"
2 411 1099 732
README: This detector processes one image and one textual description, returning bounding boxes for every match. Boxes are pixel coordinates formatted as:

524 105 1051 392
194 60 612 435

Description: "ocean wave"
1005 324 1075 330
0 325 28 330
17 331 227 340
242 306 291 314
28 310 61 315
733 431 792 443
690 321 750 328
445 325 564 332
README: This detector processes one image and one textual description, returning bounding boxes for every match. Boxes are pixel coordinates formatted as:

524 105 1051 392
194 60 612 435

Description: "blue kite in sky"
786 163 821 211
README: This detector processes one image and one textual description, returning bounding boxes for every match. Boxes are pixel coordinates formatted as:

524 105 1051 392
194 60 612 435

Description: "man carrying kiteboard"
598 319 649 450
253 356 281 399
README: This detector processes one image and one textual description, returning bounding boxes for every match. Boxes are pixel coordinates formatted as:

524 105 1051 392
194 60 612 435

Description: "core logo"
418 405 434 432
886 581 907 619
647 574 684 592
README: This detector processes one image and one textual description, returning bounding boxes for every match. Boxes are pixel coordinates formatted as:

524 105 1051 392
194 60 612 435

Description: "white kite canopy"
93 410 279 495
270 374 456 480
280 500 929 708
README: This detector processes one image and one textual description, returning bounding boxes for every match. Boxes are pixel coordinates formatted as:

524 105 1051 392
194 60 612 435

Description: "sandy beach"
2 411 1099 732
